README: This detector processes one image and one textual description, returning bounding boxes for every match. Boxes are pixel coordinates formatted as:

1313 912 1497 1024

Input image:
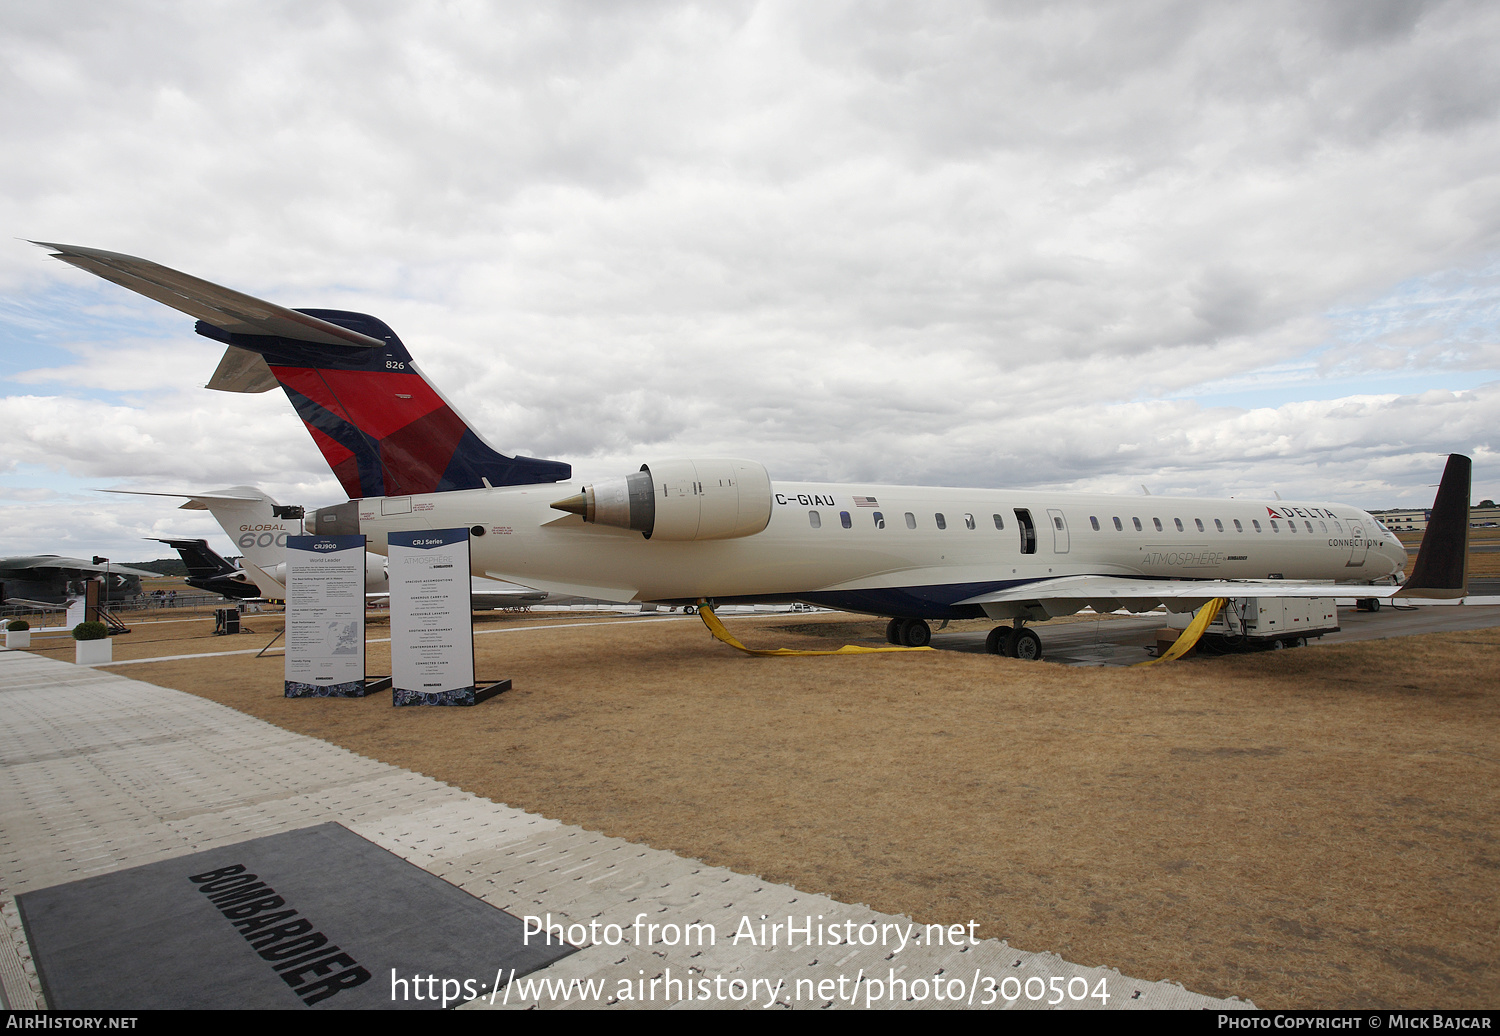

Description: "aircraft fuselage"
330 481 1409 620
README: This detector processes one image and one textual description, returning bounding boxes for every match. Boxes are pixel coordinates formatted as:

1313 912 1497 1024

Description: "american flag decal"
855 496 880 507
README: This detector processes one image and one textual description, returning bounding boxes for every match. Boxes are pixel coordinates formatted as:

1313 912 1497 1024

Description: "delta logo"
1266 505 1337 520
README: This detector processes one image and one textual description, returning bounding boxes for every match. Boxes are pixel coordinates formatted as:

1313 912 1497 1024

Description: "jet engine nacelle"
554 459 773 541
264 553 389 593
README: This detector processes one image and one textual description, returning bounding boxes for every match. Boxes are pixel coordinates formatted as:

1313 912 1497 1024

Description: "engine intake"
552 459 772 540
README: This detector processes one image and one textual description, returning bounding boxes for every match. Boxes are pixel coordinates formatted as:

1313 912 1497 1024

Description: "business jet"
118 486 560 610
0 554 159 607
149 536 262 600
38 243 1468 660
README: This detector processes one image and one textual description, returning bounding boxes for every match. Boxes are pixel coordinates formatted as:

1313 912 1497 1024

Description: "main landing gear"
885 617 932 647
984 622 1043 660
883 617 1043 658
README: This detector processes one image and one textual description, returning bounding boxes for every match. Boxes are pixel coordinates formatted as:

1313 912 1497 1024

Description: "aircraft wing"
1 557 162 577
954 575 1427 617
6 597 69 610
240 560 287 600
482 570 637 604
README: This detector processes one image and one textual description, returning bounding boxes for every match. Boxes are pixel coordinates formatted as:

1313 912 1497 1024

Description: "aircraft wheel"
1008 627 1042 660
886 618 903 644
984 627 1008 654
1368 599 1381 612
900 619 931 647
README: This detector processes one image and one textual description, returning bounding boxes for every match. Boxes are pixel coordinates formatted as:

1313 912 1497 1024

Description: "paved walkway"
0 649 1247 1010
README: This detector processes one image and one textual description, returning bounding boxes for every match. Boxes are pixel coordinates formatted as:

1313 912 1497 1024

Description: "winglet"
1397 453 1471 599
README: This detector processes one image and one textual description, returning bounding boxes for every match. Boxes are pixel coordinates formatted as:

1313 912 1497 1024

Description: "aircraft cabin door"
1345 520 1369 568
1014 509 1037 554
1047 509 1070 554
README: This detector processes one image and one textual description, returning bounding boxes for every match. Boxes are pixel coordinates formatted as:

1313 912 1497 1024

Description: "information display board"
284 535 368 697
389 529 475 705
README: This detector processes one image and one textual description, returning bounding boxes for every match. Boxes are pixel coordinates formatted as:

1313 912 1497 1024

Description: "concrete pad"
0 649 1250 1010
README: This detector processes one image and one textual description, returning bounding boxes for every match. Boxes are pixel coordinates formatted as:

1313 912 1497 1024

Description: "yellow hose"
697 604 934 656
1135 598 1225 666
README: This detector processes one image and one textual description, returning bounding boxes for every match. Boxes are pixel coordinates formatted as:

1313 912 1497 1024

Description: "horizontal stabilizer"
31 242 384 347
101 486 273 511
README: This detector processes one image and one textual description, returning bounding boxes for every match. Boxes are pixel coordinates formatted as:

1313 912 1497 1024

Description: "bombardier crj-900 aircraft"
38 243 1469 660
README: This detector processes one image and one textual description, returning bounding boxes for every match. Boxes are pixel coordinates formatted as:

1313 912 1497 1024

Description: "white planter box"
5 630 30 649
75 638 112 664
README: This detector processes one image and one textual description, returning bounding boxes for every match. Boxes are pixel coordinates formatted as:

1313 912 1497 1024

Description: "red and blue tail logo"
197 310 570 498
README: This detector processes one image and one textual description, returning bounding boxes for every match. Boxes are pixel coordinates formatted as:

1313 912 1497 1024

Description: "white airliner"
40 243 1468 660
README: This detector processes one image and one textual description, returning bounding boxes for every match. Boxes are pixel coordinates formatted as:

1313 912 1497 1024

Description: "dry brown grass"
54 608 1500 1010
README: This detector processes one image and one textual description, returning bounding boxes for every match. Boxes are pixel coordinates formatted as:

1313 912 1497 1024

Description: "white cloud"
2 0 1499 561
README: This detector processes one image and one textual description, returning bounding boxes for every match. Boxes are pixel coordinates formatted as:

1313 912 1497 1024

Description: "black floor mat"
17 822 576 1009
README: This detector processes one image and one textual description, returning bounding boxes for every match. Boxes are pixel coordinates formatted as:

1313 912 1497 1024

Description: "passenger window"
964 513 976 530
1253 520 1262 532
1174 518 1184 532
905 512 916 529
1288 521 1297 533
935 513 947 530
1305 521 1313 533
1233 519 1243 532
1153 518 1163 532
1271 520 1280 532
873 511 885 529
1318 520 1327 533
809 511 821 529
992 514 1005 530
1132 517 1142 531
1089 516 1100 531
1054 516 1064 530
840 510 852 529
1195 519 1205 532
1113 517 1123 531
1213 519 1222 532
1334 520 1343 533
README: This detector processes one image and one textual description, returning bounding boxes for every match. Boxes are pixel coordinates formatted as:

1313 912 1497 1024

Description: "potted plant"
5 619 30 649
72 621 111 664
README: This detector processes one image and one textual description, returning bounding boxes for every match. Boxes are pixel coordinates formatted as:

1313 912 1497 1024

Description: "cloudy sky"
2 0 1498 562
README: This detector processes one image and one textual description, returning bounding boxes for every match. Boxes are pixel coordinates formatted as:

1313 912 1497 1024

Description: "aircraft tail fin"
37 242 571 498
1397 453 1471 599
150 536 238 579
